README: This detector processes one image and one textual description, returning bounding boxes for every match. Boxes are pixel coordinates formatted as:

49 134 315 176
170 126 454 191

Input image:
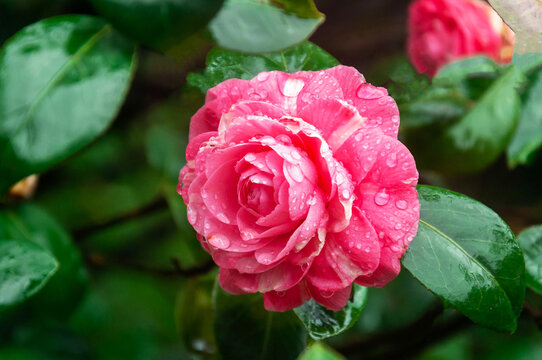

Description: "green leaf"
512 53 542 75
89 0 224 52
298 342 346 360
0 15 137 194
213 285 306 360
402 185 525 332
145 121 188 181
175 273 216 355
0 204 88 317
507 68 542 167
209 0 323 53
271 0 322 18
294 284 367 340
188 42 338 93
404 65 522 174
517 225 542 295
399 86 471 130
433 57 499 85
0 238 58 309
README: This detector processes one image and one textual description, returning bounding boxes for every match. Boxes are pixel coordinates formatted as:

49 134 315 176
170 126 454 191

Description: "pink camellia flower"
408 0 515 77
178 66 419 312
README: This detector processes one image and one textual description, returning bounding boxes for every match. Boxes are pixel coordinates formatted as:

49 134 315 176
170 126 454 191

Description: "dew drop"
215 213 229 223
356 84 386 100
287 165 304 182
374 189 390 206
187 207 197 224
386 153 397 168
320 290 335 299
230 86 240 96
245 153 256 162
395 200 408 210
281 78 305 97
208 234 230 249
256 72 269 82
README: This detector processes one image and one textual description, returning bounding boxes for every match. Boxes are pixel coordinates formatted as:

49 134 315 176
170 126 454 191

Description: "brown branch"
338 302 472 360
86 252 216 277
72 197 169 241
524 302 542 331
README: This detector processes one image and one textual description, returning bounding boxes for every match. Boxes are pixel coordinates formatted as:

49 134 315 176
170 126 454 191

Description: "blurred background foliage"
1 0 542 359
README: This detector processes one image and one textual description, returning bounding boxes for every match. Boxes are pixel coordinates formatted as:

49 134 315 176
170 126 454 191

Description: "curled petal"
190 79 252 140
218 259 309 293
306 209 380 291
263 281 312 312
324 65 399 137
309 282 352 311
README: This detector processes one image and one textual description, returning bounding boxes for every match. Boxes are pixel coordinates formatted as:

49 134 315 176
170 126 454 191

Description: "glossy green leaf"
433 57 498 85
298 342 346 360
188 42 338 93
90 0 224 52
209 0 323 53
0 238 58 309
0 203 88 317
507 68 542 167
294 284 367 340
271 0 322 18
517 225 542 295
399 86 470 130
402 186 525 332
0 15 137 194
404 65 522 174
213 285 306 360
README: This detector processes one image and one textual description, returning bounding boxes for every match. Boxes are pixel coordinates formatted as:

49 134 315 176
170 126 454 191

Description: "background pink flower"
408 0 514 77
179 66 419 312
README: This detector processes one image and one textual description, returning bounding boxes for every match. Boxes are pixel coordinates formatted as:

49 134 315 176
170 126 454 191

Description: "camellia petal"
178 65 419 312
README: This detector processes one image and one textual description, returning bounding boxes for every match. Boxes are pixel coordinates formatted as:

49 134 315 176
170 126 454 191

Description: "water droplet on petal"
208 234 230 249
396 200 408 210
187 206 197 224
321 290 335 298
245 153 256 162
288 165 304 182
374 189 390 206
356 84 386 100
256 72 269 82
386 153 397 168
281 78 305 97
215 213 229 223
